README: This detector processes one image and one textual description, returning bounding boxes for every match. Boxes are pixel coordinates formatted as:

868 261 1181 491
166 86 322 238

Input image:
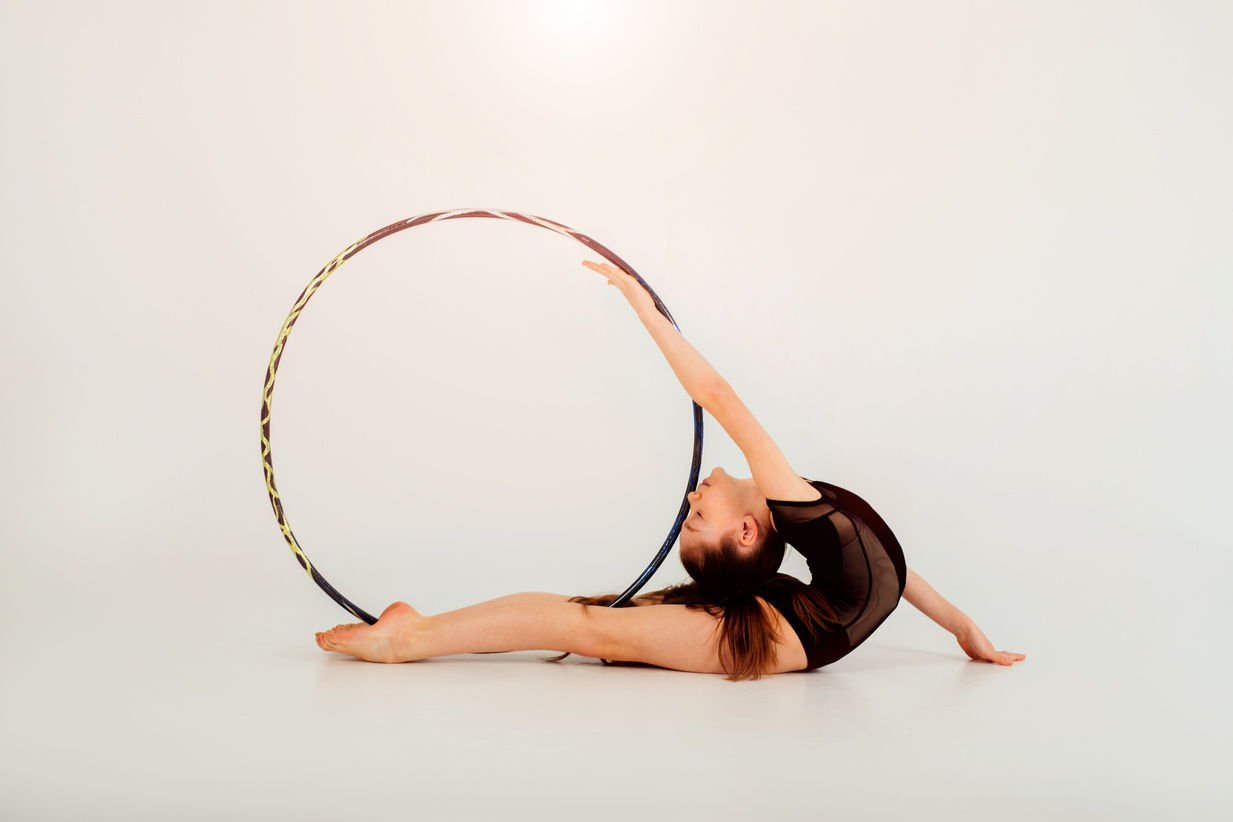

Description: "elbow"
698 378 733 409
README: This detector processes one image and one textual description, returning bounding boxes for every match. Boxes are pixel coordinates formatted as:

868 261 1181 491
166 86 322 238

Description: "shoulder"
765 478 839 534
763 475 825 505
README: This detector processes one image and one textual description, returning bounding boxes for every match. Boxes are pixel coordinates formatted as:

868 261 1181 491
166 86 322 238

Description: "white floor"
3 557 1229 822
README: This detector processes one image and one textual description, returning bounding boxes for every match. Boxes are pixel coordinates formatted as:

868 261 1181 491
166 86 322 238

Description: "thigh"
584 597 808 675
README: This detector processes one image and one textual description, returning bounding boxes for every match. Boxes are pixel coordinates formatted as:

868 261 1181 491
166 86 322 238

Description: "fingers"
995 651 1026 665
582 259 623 282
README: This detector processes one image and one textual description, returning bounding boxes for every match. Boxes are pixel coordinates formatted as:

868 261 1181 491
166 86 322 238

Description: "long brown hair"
551 530 840 681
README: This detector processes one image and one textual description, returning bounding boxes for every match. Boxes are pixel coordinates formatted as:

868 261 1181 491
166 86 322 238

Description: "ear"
739 515 759 548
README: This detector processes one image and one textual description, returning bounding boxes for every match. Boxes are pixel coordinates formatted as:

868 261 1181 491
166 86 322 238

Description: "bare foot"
315 601 429 663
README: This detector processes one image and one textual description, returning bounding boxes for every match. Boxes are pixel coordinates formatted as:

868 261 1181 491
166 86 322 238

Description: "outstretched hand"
582 259 653 312
955 623 1026 666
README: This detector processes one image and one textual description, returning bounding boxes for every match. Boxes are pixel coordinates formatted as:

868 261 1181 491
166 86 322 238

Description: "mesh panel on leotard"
763 479 907 669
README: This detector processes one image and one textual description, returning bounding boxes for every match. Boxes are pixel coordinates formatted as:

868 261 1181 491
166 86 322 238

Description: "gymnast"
316 259 1025 679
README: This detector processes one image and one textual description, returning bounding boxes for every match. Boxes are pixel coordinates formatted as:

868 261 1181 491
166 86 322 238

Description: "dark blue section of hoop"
294 210 704 623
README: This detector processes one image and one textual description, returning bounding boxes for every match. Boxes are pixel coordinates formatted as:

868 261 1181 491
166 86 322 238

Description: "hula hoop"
261 209 705 624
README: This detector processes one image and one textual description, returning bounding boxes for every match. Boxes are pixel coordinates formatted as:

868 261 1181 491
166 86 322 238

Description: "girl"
316 260 1025 680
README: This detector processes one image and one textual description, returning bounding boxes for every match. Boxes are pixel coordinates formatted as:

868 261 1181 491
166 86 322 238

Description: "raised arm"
583 260 818 503
583 260 726 410
903 568 1026 665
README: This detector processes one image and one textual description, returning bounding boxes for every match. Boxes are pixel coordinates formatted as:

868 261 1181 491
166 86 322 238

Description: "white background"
2 2 1229 820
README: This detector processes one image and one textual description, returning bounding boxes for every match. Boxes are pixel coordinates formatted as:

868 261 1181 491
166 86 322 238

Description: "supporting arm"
903 567 972 634
903 568 1026 666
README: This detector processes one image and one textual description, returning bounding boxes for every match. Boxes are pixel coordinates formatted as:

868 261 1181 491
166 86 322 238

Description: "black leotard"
758 478 908 670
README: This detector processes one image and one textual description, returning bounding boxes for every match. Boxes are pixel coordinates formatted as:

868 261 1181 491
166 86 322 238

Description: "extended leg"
315 593 602 663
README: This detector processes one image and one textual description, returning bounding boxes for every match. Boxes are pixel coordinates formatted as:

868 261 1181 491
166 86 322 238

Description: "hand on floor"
955 623 1026 666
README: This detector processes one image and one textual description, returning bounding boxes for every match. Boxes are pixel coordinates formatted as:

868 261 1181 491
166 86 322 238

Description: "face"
679 467 764 563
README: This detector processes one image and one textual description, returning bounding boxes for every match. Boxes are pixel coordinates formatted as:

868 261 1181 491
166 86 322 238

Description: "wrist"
947 613 975 637
629 289 659 321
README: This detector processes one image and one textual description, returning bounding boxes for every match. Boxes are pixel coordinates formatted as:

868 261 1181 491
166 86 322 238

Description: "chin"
679 541 700 564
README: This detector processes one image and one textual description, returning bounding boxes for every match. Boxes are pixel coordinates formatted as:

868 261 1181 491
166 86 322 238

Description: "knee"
567 604 615 660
